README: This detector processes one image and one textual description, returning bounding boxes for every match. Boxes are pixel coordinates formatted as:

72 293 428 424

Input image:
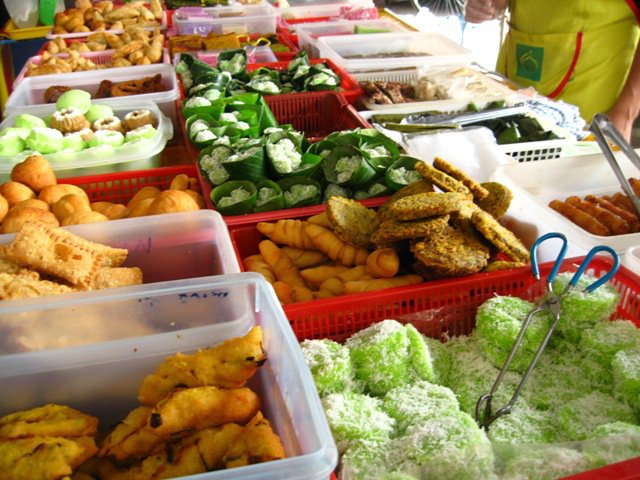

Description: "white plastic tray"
4 63 179 129
316 31 474 72
492 151 640 254
0 274 338 480
277 0 374 21
0 100 173 180
174 3 277 35
46 9 167 39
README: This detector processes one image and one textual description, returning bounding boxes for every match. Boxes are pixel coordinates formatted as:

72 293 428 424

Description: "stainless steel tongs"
589 113 640 217
475 232 620 431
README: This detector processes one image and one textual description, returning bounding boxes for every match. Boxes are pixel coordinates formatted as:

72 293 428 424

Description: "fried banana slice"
411 224 490 277
484 260 526 272
414 161 471 194
470 209 530 263
387 192 471 221
377 179 434 220
371 215 450 248
476 182 513 219
138 326 265 405
326 197 380 249
0 404 98 439
433 156 489 201
223 412 286 469
99 406 163 461
0 436 97 480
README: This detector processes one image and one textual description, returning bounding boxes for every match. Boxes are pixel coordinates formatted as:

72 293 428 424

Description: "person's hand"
607 108 634 143
464 0 506 23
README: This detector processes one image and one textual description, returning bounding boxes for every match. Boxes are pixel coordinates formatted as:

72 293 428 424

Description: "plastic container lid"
0 100 173 180
623 245 640 275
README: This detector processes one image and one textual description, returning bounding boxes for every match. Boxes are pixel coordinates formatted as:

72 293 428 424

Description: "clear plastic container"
46 9 168 39
277 0 374 21
0 100 173 180
0 273 338 480
4 0 39 28
174 3 277 35
623 245 640 276
4 64 179 131
316 31 474 72
296 18 406 58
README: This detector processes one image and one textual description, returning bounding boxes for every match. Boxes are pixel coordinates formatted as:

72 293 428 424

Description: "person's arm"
607 39 640 142
464 0 508 23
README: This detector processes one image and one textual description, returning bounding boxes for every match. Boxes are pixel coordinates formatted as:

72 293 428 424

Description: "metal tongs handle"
589 113 640 217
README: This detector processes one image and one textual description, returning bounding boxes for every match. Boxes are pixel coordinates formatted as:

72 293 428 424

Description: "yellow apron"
496 0 640 122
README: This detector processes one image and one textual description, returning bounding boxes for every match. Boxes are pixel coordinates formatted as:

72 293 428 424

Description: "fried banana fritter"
223 412 286 469
433 156 489 201
483 260 526 272
414 161 471 194
410 224 490 277
470 209 530 264
377 179 434 220
0 404 98 439
99 406 163 461
371 215 450 248
0 436 97 480
476 182 513 219
138 326 265 405
326 197 380 249
387 192 471 221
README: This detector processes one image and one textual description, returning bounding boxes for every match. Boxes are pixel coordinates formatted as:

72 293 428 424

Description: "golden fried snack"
90 202 129 220
470 209 531 263
365 248 400 278
343 274 423 294
387 192 471 221
566 196 630 235
326 196 380 248
484 260 526 272
52 193 91 222
91 267 143 290
223 412 286 468
243 254 276 284
300 265 349 288
0 181 36 207
61 211 110 226
411 223 490 277
476 182 513 219
138 326 265 405
256 219 317 250
39 184 89 207
585 195 640 232
0 436 96 480
377 179 434 220
0 254 22 274
259 240 308 289
433 156 489 201
306 211 331 228
0 207 59 234
610 193 638 214
99 406 162 461
0 194 7 223
0 272 77 300
10 154 57 193
272 281 314 304
371 215 450 248
414 161 471 194
630 177 640 196
304 224 369 266
280 247 329 269
0 404 98 439
549 199 611 236
127 186 160 209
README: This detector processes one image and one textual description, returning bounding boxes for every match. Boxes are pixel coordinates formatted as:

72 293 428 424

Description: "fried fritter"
470 209 530 264
433 156 489 201
138 326 265 405
410 224 490 277
0 404 98 439
326 197 380 249
476 182 513 219
377 179 434 220
483 260 526 272
387 192 471 221
414 161 471 194
223 412 286 469
0 436 97 480
371 215 450 248
99 406 163 461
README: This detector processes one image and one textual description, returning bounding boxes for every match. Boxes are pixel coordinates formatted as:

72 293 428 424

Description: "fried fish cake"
0 404 98 439
433 156 489 201
138 326 265 405
483 260 526 272
476 182 513 219
387 192 471 221
410 224 490 277
371 215 450 248
414 161 471 194
326 197 380 249
223 412 286 469
470 209 530 263
377 179 434 220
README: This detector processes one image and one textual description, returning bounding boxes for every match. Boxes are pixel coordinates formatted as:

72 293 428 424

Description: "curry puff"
138 326 266 405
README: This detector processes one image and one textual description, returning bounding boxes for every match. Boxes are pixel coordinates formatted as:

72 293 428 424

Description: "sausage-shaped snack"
548 200 612 236
565 196 630 235
585 195 640 232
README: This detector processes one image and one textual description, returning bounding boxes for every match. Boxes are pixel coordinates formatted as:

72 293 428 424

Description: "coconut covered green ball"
382 380 459 435
553 272 620 344
389 410 494 480
423 335 450 385
557 391 637 441
580 320 640 369
338 438 390 480
405 324 435 383
475 296 553 373
583 421 640 468
300 339 357 396
612 347 640 410
487 398 558 445
346 320 413 396
56 89 92 114
322 391 395 453
499 445 590 480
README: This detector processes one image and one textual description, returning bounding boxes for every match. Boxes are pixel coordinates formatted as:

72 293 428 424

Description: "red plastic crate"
61 165 197 204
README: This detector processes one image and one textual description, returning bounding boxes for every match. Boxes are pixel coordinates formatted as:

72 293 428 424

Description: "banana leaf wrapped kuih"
211 180 257 215
277 176 323 209
322 145 378 188
254 179 285 212
385 156 424 192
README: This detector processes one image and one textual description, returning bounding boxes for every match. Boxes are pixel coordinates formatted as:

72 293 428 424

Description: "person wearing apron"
464 0 640 141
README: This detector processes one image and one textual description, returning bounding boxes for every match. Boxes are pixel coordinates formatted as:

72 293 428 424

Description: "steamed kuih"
499 445 591 480
56 89 92 114
583 422 640 467
300 339 358 396
85 104 114 124
612 347 640 410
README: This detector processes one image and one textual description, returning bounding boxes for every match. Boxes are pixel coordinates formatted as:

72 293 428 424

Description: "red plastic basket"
61 165 197 204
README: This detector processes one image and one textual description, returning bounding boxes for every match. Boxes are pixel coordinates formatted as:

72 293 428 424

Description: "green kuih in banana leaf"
306 138 336 158
286 50 310 74
224 94 279 132
217 109 260 139
211 180 257 215
323 183 352 202
277 176 323 208
254 179 285 212
246 74 282 95
182 97 226 120
353 179 393 200
384 155 424 191
303 64 340 91
220 145 266 183
322 145 377 187
199 144 234 186
217 49 248 78
360 141 400 173
265 131 303 176
234 136 265 152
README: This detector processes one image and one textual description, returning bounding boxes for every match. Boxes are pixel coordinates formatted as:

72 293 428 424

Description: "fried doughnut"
566 196 630 235
123 109 157 131
92 116 124 133
549 199 611 236
433 156 489 201
50 108 90 134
